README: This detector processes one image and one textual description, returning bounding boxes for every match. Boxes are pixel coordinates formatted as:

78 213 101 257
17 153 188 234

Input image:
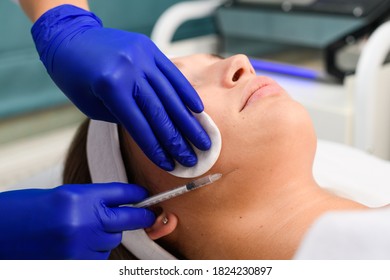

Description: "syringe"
124 173 222 208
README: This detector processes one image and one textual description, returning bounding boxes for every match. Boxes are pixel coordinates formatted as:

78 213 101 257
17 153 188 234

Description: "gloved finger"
92 73 174 171
86 182 150 206
147 67 211 152
100 206 155 232
155 52 204 113
135 79 197 167
87 232 123 253
120 104 175 171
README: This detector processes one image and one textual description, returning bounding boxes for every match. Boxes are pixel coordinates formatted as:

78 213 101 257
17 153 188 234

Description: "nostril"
232 68 244 82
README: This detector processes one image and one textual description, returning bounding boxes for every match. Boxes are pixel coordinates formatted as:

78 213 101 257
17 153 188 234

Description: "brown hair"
63 119 91 185
62 118 137 260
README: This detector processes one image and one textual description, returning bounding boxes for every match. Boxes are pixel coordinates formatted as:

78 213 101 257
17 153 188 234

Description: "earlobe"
145 212 178 240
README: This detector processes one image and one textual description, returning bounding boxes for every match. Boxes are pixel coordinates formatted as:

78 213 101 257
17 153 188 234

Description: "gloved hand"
0 183 155 260
31 4 211 171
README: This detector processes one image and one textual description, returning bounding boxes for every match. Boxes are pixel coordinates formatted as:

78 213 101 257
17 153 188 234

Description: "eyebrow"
172 53 224 69
207 53 224 60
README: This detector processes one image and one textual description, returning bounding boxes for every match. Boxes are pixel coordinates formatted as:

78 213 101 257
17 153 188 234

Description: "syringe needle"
128 173 222 208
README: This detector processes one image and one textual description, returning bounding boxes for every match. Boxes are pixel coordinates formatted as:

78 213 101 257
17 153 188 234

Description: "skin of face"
121 54 364 259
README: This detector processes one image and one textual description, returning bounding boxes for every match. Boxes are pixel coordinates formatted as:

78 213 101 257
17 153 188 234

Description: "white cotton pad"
168 112 222 178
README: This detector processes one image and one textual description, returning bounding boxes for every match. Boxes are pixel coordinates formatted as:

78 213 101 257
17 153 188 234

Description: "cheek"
198 87 231 130
197 87 241 173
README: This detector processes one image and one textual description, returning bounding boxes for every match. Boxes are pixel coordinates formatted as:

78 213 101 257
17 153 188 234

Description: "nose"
222 54 255 88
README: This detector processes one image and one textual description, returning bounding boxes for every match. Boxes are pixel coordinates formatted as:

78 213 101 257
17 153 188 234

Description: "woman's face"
170 54 315 181
123 53 316 203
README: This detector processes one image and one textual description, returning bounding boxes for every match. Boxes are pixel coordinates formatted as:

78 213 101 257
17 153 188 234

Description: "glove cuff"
31 4 103 73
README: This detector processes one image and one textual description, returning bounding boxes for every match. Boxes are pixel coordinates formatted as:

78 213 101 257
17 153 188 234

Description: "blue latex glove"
31 5 211 171
0 183 155 260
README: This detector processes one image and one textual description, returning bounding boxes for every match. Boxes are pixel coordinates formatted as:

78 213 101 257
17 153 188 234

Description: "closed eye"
207 53 224 61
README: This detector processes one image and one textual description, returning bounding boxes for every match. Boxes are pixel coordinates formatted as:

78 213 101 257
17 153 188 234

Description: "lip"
240 76 284 111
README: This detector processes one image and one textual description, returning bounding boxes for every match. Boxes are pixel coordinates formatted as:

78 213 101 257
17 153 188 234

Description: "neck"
179 171 367 259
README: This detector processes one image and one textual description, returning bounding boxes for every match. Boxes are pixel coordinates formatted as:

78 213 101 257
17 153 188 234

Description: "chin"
251 98 317 156
278 101 317 158
281 100 316 139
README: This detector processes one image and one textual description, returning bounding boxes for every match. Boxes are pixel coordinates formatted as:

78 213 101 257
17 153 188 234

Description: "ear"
145 212 178 240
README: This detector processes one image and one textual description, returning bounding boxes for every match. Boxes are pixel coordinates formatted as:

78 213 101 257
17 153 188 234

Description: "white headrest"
86 120 176 260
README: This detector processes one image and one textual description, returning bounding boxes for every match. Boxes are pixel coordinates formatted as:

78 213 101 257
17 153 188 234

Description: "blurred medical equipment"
150 0 225 56
151 0 390 161
218 0 390 81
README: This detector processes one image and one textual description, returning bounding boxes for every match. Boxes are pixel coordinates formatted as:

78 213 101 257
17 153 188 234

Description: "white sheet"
294 206 390 259
314 140 390 207
295 140 390 259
